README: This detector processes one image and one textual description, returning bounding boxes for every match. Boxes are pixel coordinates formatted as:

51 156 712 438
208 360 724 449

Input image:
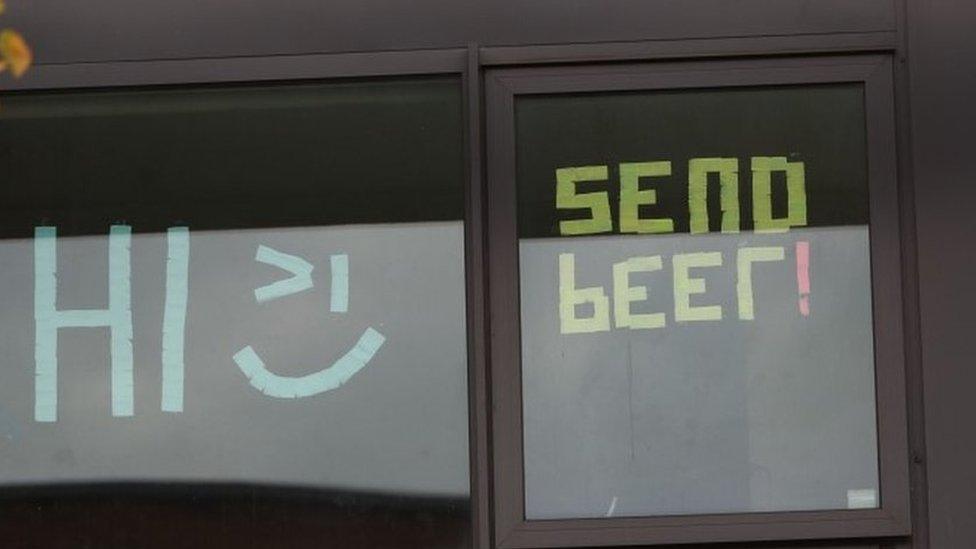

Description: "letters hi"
34 226 134 422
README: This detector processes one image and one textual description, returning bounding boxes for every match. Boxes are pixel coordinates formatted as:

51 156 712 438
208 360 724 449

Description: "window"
487 56 909 547
0 50 915 549
0 77 471 548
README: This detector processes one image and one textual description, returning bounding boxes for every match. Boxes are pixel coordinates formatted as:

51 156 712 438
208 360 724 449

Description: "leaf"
0 29 31 77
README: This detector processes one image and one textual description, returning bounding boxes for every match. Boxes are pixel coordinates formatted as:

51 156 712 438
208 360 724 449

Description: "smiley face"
232 245 386 399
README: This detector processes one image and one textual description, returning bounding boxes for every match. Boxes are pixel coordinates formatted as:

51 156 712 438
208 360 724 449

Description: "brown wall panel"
7 0 894 65
907 0 976 547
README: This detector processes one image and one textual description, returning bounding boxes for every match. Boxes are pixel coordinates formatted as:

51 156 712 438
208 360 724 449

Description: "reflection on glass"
517 85 879 519
0 78 469 547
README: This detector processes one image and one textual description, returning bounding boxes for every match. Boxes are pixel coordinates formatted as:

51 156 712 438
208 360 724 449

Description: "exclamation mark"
796 241 810 317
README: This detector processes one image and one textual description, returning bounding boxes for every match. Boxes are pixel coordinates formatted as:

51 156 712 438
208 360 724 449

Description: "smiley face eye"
252 245 315 304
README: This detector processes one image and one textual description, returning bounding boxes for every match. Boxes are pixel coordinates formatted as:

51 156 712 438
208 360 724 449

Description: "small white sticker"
847 488 878 509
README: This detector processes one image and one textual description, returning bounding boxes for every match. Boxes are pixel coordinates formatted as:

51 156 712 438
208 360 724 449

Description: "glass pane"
0 78 470 547
517 84 878 519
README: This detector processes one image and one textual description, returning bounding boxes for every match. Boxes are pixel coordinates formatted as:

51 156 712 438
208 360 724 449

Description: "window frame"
2 48 915 549
485 54 910 548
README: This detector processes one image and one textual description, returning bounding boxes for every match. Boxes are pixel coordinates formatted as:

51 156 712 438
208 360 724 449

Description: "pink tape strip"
796 240 810 317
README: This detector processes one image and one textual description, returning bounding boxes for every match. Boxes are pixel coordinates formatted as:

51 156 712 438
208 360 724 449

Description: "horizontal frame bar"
480 31 897 66
4 48 468 91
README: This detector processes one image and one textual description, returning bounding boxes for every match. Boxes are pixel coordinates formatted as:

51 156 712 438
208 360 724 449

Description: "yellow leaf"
0 1 5 16
0 30 31 78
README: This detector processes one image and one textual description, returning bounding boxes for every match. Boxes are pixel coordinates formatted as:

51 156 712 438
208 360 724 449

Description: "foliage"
0 1 31 79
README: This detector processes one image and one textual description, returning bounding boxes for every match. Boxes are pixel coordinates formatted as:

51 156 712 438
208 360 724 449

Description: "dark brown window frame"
485 54 910 548
4 43 918 549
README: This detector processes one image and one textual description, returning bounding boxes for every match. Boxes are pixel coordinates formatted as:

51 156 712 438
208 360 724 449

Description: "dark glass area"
0 483 468 549
0 77 464 237
516 84 868 238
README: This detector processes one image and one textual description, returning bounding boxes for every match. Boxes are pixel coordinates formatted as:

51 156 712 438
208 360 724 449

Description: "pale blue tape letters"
34 225 134 422
232 327 385 398
108 226 134 417
330 254 348 313
161 227 190 413
34 227 58 423
253 245 314 303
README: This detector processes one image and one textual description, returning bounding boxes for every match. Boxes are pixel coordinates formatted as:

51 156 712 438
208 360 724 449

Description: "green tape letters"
556 165 612 235
619 161 674 234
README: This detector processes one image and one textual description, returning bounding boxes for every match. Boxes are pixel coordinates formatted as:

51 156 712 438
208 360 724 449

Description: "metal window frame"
0 36 921 548
484 54 910 548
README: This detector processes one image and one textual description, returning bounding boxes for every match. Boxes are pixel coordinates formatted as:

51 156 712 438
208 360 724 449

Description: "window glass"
516 84 878 519
0 77 469 547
